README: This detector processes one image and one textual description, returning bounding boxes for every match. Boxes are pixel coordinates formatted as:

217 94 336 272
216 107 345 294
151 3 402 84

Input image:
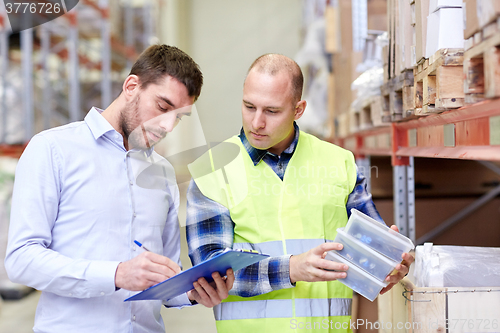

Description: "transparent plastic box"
325 251 388 302
345 209 415 262
334 228 399 281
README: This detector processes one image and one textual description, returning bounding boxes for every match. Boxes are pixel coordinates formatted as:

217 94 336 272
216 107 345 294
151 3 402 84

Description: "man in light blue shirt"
4 45 234 333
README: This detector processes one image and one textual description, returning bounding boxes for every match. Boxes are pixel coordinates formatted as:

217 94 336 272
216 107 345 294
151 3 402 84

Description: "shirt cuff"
163 292 192 309
87 260 121 297
269 254 295 290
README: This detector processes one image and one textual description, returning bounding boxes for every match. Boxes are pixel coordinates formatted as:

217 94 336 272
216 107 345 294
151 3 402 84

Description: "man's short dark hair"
129 44 203 101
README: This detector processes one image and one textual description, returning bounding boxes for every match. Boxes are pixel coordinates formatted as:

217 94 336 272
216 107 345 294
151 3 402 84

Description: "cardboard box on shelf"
399 0 414 71
325 5 341 54
429 0 462 13
477 0 500 29
425 7 464 58
464 0 479 39
394 0 401 76
415 0 430 62
367 0 387 31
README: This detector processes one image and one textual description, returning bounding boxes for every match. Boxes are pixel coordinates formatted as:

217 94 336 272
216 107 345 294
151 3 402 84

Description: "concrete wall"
167 0 303 143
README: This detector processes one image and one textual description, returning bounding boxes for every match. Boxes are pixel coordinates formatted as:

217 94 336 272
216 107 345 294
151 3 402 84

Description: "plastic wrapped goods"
415 243 500 287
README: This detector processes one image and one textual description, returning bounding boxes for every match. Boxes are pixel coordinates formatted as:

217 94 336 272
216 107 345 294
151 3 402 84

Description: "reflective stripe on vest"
214 298 352 321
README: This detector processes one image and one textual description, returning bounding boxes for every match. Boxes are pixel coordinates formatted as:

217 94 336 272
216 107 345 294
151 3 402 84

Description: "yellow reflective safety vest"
189 131 357 333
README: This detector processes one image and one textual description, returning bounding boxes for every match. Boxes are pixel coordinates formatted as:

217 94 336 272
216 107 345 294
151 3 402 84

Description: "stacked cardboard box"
463 0 500 102
425 3 464 58
326 0 387 137
398 0 414 72
415 0 430 64
381 0 415 119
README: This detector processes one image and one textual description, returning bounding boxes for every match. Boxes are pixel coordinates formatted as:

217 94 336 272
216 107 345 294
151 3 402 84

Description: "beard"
119 95 150 150
119 95 139 139
119 95 167 150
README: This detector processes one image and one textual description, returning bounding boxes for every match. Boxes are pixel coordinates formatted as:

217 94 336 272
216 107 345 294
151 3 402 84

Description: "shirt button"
133 315 136 321
133 213 137 217
69 293 72 296
101 292 105 296
132 246 136 251
129 181 133 185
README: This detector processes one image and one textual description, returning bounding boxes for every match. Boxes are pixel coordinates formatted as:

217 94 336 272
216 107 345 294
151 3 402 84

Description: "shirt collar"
239 122 300 166
84 107 154 156
85 107 116 140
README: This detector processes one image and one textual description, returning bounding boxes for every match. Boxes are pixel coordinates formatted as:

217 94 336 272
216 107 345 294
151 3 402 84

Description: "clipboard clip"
232 248 260 254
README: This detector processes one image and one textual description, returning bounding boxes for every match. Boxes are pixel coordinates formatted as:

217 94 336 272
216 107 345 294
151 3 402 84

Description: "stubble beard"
119 96 148 150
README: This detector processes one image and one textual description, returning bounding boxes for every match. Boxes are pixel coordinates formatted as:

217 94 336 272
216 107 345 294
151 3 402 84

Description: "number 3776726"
5 2 62 14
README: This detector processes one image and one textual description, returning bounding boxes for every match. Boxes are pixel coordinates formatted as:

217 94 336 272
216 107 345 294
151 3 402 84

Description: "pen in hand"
134 240 150 252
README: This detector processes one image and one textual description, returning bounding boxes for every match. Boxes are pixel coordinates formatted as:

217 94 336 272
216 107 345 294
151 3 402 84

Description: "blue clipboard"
124 249 269 302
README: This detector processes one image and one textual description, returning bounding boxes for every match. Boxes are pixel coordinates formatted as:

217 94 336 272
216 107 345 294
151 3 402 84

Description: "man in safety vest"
185 54 414 332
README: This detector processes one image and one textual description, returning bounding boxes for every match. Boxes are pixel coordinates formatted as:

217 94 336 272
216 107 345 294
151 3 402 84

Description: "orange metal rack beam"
334 99 500 165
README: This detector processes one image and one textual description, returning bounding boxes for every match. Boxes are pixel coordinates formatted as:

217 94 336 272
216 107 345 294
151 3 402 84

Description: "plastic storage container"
325 251 388 302
334 228 399 280
344 209 415 261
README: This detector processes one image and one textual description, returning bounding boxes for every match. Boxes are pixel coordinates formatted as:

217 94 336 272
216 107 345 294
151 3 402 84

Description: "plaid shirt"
186 123 383 297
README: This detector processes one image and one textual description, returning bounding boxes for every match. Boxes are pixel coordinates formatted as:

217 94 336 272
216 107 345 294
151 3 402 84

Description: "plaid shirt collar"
238 122 300 166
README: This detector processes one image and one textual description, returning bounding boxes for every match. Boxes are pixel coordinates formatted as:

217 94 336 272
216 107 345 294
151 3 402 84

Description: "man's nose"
158 114 177 133
252 110 265 129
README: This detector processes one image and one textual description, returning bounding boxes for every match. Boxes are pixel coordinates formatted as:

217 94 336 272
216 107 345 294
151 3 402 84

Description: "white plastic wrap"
0 67 26 144
0 157 17 286
414 243 500 287
350 32 387 112
350 66 384 111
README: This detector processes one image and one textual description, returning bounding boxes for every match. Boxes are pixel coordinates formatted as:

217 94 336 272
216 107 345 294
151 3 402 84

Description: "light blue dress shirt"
5 108 190 333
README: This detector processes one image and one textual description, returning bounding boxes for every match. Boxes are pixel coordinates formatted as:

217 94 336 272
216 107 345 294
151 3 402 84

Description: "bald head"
247 54 304 104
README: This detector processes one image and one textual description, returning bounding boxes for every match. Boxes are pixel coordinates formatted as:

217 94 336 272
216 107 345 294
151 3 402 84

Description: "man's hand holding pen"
114 240 234 308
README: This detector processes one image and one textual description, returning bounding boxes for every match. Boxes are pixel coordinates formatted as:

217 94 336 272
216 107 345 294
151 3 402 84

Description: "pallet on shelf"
464 19 500 103
353 95 392 131
369 95 391 128
336 112 350 138
413 48 464 116
381 69 414 121
349 108 362 134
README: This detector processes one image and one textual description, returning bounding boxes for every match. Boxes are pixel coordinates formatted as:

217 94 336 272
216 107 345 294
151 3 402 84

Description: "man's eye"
266 110 277 114
159 105 168 111
245 105 255 110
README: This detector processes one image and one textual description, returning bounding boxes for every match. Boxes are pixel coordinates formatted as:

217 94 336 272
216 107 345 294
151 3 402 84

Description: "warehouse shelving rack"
334 99 500 245
0 0 159 157
0 0 161 299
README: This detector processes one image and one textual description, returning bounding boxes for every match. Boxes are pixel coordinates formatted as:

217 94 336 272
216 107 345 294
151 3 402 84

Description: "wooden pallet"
464 19 500 103
336 112 350 138
349 95 391 134
413 48 464 116
369 95 391 128
381 69 414 121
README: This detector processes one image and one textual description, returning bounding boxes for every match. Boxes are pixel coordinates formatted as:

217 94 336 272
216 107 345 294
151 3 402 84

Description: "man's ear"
122 75 140 101
294 100 307 120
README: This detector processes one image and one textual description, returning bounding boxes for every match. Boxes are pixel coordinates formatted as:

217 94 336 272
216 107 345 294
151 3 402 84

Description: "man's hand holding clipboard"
124 247 269 305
